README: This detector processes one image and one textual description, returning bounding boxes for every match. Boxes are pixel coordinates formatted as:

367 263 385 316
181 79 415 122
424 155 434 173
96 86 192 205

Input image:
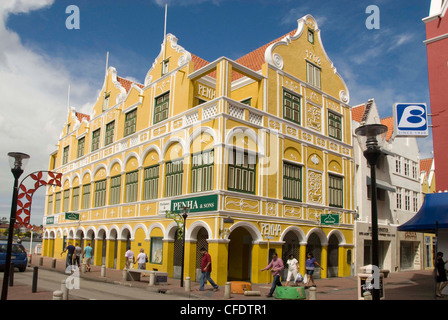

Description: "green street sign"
320 213 339 226
65 212 80 220
171 194 218 213
46 216 54 225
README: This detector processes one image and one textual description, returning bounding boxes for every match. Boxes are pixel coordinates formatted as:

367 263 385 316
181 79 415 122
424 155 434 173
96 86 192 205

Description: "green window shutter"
283 91 301 124
82 184 91 209
283 162 302 202
77 137 85 158
91 128 101 151
191 149 214 193
329 175 343 208
125 171 139 203
63 146 70 165
154 92 170 124
227 149 256 194
165 159 183 197
105 121 115 146
143 165 159 200
94 179 107 207
110 175 121 205
124 109 137 137
72 187 79 211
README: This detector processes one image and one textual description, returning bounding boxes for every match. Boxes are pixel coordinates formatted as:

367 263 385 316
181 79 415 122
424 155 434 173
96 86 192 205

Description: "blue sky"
0 0 433 225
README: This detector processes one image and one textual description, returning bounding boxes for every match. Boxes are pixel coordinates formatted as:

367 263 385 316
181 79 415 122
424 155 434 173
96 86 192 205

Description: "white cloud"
0 0 97 225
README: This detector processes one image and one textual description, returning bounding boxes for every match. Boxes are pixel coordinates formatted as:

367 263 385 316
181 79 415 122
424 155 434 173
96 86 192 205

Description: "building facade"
42 15 355 285
424 0 448 191
352 100 428 274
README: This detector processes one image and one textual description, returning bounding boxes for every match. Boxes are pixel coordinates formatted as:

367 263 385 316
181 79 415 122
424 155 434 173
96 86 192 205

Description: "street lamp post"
180 206 189 287
355 124 387 301
1 152 30 300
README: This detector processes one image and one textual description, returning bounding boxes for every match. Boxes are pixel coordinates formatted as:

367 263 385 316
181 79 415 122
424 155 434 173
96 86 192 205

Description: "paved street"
1 254 446 301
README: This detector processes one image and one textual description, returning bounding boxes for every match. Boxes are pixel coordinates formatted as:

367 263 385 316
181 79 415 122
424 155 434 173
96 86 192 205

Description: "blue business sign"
393 103 428 137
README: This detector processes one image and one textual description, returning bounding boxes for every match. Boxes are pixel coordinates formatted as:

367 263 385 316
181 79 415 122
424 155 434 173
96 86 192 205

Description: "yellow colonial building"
42 15 355 285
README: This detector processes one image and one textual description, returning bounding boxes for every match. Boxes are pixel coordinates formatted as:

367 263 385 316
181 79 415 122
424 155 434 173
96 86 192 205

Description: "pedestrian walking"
61 242 75 269
124 246 135 269
304 252 323 289
136 248 148 270
436 252 448 297
83 243 93 272
261 252 284 297
199 247 219 292
285 254 300 286
73 243 82 268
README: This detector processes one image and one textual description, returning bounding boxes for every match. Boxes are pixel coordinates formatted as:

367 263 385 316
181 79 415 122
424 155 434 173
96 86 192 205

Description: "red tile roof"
117 76 144 93
352 104 366 123
75 111 90 122
189 29 297 81
380 116 394 141
235 29 297 75
420 158 433 174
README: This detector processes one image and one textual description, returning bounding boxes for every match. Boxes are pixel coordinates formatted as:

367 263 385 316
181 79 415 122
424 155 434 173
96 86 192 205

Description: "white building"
352 99 425 274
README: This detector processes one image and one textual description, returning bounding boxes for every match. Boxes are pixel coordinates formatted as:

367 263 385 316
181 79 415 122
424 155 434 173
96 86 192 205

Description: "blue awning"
398 192 448 233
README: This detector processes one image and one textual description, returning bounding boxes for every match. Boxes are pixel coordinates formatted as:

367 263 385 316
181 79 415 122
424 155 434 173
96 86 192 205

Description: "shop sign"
320 213 339 226
65 212 80 220
393 103 428 137
45 216 54 225
404 232 417 240
260 223 282 237
198 84 216 100
168 194 218 214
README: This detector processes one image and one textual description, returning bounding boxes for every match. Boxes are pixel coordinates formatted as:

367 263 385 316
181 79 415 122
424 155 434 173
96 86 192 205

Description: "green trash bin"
274 286 306 300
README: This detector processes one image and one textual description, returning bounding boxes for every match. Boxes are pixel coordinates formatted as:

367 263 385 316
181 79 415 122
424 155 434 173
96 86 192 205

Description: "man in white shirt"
124 247 134 269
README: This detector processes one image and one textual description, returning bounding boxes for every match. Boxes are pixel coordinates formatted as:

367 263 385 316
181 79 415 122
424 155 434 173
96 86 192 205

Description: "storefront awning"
398 192 448 233
366 176 396 192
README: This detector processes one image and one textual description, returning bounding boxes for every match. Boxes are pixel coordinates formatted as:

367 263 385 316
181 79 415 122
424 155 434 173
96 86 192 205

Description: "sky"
0 0 434 225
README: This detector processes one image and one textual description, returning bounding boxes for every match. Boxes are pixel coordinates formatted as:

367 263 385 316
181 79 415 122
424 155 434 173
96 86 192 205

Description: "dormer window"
308 28 315 44
103 92 110 111
162 59 169 76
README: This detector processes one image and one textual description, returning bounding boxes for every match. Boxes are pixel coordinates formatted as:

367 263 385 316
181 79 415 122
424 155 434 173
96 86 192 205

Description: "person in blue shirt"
304 252 323 289
61 242 75 269
83 243 93 272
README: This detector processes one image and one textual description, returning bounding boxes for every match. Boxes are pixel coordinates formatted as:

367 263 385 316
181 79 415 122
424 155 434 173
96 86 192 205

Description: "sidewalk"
3 254 445 300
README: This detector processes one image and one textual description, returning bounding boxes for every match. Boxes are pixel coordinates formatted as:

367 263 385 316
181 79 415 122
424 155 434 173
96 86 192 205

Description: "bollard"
9 262 14 287
81 263 86 274
363 291 372 300
61 279 69 300
51 258 56 269
185 277 191 292
101 265 106 277
244 291 261 296
32 266 38 293
123 269 129 281
224 282 231 299
39 256 43 266
149 271 155 286
53 290 63 300
308 286 317 300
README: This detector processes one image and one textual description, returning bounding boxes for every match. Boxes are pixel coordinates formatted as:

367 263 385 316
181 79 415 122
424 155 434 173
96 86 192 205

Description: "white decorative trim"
264 14 350 104
144 34 192 87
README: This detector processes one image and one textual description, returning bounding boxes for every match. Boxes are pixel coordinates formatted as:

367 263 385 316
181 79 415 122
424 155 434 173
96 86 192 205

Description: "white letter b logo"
398 105 427 129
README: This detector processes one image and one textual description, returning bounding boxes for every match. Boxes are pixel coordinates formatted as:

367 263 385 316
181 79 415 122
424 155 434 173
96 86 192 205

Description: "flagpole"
163 4 167 61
